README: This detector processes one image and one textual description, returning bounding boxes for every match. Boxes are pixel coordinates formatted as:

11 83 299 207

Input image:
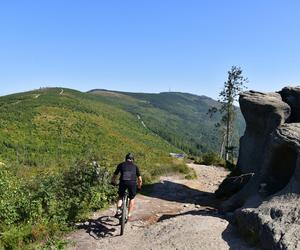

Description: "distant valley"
88 89 245 156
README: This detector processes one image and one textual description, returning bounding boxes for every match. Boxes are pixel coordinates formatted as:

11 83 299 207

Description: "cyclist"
111 153 142 220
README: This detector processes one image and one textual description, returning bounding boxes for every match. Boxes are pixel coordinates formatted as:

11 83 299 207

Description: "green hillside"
0 87 244 248
0 87 185 178
0 88 195 249
88 89 245 156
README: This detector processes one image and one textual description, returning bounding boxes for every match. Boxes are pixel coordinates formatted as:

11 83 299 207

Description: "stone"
280 86 300 122
237 91 290 174
215 173 254 199
235 194 300 250
220 91 291 212
217 87 300 249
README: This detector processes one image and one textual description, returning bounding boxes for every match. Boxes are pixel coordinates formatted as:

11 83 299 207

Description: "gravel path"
66 164 259 250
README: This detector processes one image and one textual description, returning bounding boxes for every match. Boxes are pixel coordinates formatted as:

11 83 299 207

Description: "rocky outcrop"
237 91 290 174
217 87 300 249
236 194 300 250
280 86 300 122
218 91 290 211
236 123 300 249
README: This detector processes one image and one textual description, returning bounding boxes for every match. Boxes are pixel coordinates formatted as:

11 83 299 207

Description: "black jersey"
114 161 141 181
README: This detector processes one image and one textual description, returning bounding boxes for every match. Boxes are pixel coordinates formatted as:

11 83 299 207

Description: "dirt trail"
66 164 258 250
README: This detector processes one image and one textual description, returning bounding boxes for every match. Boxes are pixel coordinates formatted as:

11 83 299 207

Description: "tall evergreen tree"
221 66 248 160
208 66 248 161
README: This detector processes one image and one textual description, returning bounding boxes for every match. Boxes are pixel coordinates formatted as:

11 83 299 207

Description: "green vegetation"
0 160 114 249
190 152 226 167
88 89 245 156
0 87 192 248
208 66 247 160
0 86 243 247
201 152 225 166
0 88 182 171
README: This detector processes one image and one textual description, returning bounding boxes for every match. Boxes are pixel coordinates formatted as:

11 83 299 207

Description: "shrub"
0 160 115 248
184 168 197 179
225 160 236 171
201 152 225 166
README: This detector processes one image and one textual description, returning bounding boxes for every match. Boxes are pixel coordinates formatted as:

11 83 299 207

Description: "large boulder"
237 91 290 174
215 173 254 199
280 86 300 122
234 121 300 249
236 194 300 250
218 91 290 212
260 123 300 195
216 87 300 249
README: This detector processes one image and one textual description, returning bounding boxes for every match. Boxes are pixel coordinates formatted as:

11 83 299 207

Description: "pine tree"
208 66 248 161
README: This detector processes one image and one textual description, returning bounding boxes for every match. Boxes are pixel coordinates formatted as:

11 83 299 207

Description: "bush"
201 152 225 166
149 161 194 182
0 160 115 248
225 160 236 171
0 224 32 249
184 168 197 180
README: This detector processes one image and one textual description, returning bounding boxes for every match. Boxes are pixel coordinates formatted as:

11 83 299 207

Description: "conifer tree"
208 66 248 161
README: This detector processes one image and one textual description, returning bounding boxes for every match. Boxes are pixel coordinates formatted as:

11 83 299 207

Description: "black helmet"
125 153 134 161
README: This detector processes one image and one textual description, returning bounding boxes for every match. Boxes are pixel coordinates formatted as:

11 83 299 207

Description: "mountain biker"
111 153 142 220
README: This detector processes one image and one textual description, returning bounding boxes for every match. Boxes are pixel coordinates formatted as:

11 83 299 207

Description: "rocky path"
66 164 258 250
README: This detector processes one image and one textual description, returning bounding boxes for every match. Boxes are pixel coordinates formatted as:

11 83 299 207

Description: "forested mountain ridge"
88 89 245 155
0 87 245 170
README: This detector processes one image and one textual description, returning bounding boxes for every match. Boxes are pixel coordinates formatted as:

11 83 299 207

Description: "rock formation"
237 91 290 174
215 173 254 199
216 87 300 249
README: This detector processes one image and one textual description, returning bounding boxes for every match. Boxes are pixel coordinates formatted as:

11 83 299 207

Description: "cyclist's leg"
116 198 122 210
128 199 135 216
127 181 137 217
115 181 126 216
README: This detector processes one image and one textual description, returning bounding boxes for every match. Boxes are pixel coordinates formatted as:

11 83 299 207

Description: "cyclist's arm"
111 164 121 184
136 166 142 189
137 176 142 189
111 174 118 185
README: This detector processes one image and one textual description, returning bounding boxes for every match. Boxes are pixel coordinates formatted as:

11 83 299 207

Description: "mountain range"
88 88 245 155
0 87 245 173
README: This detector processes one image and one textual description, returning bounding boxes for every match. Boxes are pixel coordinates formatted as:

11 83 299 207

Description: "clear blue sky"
1 0 300 99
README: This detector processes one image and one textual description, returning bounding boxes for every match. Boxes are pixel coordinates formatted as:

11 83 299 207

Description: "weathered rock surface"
237 91 290 174
261 123 300 196
236 123 300 249
218 91 290 212
280 86 300 122
236 194 300 250
217 87 300 249
215 173 254 199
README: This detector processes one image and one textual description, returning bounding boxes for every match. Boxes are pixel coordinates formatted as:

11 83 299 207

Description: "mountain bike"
111 183 129 235
112 183 141 235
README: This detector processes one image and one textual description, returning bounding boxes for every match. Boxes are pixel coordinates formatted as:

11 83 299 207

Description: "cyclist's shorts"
118 180 137 199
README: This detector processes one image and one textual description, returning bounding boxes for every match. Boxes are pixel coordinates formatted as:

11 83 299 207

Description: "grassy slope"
88 89 245 156
0 87 241 248
0 88 185 182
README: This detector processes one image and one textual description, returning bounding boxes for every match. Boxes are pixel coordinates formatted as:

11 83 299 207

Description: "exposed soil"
66 164 258 250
